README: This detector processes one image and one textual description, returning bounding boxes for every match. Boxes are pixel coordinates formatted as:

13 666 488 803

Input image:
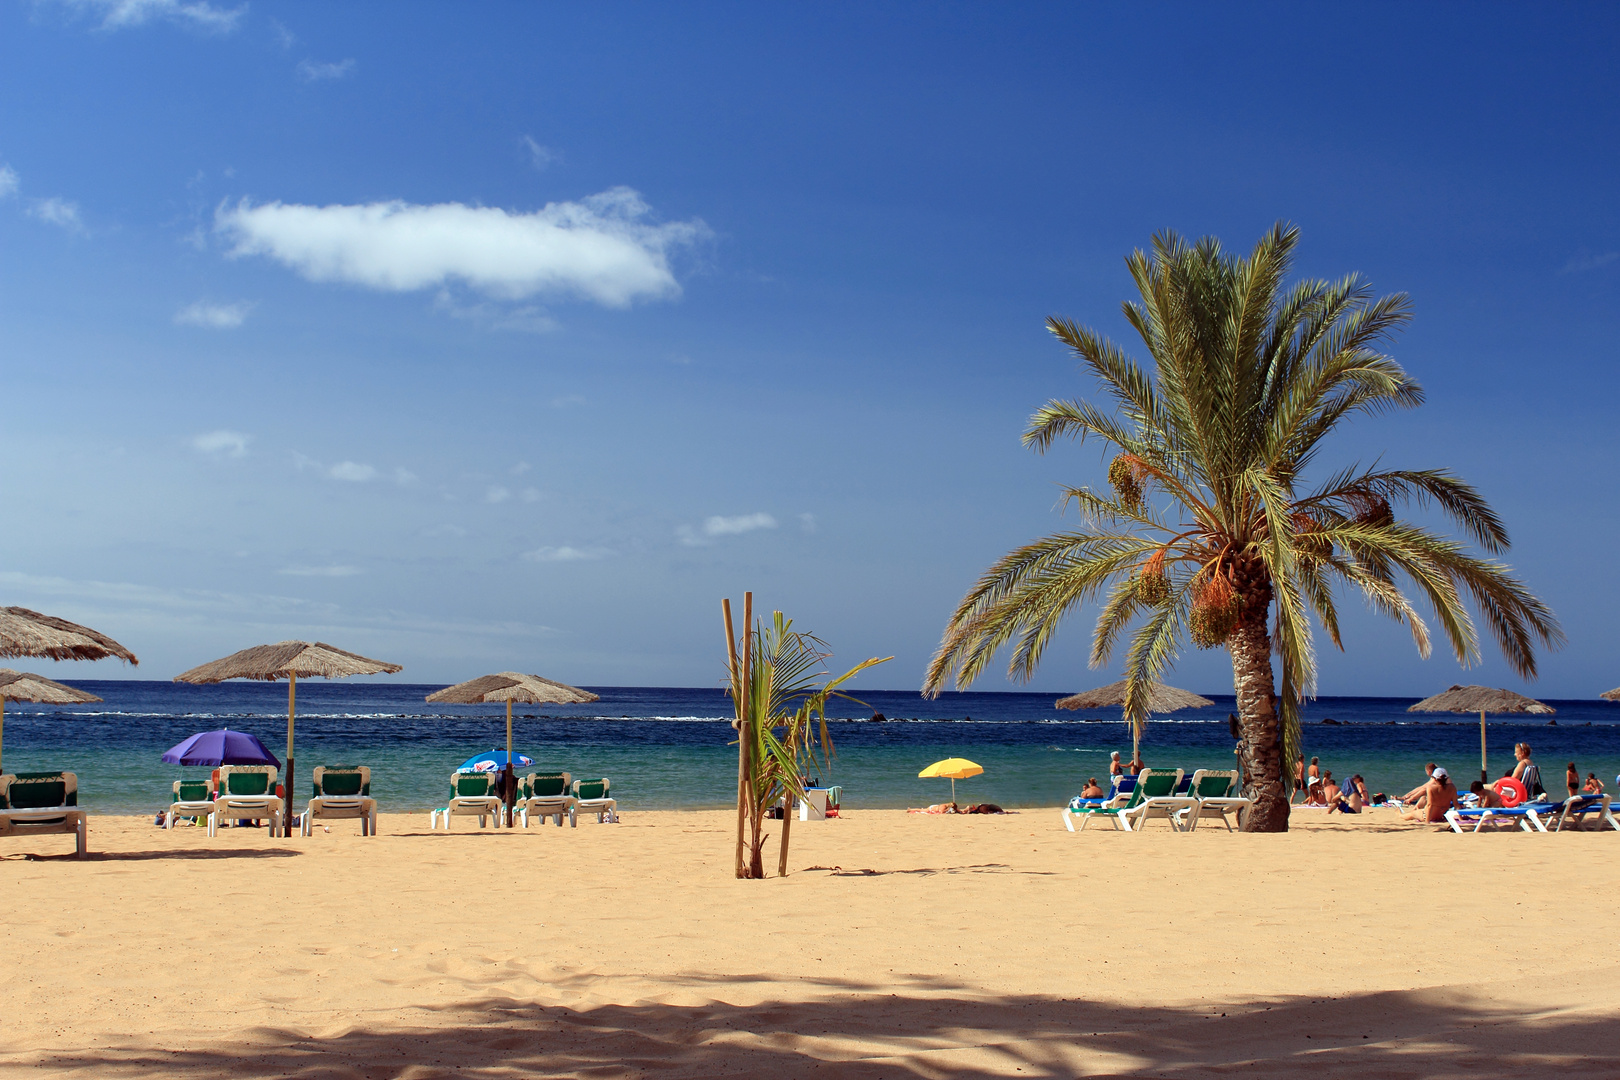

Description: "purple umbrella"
161 728 281 768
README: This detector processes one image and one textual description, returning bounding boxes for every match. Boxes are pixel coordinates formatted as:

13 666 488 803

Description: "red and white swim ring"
1493 777 1528 807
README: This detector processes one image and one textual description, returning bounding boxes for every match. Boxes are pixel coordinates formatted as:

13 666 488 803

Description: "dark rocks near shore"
870 712 887 722
1320 718 1341 725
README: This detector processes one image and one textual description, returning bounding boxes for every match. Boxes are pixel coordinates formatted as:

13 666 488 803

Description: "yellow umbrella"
918 757 983 804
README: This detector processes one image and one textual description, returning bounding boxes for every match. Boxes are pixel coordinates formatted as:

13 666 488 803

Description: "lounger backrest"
1111 775 1137 799
219 766 277 797
573 778 610 801
312 765 369 797
452 771 493 797
1133 769 1181 802
1190 770 1238 798
527 773 571 798
4 771 76 808
173 779 212 802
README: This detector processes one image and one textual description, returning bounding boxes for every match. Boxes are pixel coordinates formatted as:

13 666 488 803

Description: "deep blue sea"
3 681 1618 815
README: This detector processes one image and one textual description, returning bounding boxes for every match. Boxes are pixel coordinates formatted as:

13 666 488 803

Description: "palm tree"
923 224 1561 831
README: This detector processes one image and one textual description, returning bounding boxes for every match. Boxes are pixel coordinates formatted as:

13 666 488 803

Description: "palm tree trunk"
1227 610 1290 832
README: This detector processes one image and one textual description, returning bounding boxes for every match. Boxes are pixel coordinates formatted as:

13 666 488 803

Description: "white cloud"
215 186 708 307
705 513 777 536
329 461 377 482
486 485 511 504
29 197 85 233
1562 251 1619 274
52 0 245 32
0 166 17 198
297 57 356 82
268 17 295 48
522 546 608 563
521 136 557 171
192 429 249 457
678 512 779 547
174 299 253 328
394 467 418 486
278 564 362 577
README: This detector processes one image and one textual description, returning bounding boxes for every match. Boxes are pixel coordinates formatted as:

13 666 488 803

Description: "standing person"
1127 751 1145 776
1293 755 1306 802
1308 757 1321 784
1566 762 1580 798
1108 751 1125 779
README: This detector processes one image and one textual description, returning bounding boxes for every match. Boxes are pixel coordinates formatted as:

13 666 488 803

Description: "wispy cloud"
510 462 532 476
1561 251 1620 274
0 165 17 199
268 17 295 48
520 487 540 503
393 467 417 486
329 461 377 482
278 564 362 577
192 429 250 458
433 292 559 334
521 135 558 171
51 0 245 33
296 57 355 83
522 546 608 563
678 512 778 546
216 187 708 308
29 197 85 233
174 299 253 328
486 485 511 504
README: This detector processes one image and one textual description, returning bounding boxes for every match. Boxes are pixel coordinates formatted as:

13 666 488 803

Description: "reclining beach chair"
1117 769 1191 832
515 772 575 828
166 778 217 829
303 765 378 836
430 770 505 829
1178 769 1252 832
0 771 88 858
212 765 283 837
572 778 618 823
1548 794 1617 832
1444 803 1550 833
1061 776 1137 831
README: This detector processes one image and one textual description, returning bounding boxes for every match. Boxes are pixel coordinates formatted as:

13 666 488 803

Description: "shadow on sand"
27 980 1620 1078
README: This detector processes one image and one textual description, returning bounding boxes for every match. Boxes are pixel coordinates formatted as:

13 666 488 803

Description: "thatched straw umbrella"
1056 679 1213 762
1601 688 1620 702
1408 684 1553 784
426 672 599 814
0 669 103 774
0 607 139 665
174 642 402 835
0 607 135 774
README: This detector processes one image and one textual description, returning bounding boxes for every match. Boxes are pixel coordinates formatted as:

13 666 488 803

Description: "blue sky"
0 1 1616 698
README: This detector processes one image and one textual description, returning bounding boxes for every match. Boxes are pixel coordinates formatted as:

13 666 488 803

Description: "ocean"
3 682 1618 816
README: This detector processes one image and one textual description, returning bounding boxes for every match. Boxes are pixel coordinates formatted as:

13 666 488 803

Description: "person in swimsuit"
1080 777 1105 799
1584 773 1605 795
1469 780 1504 809
1293 755 1306 801
1109 752 1124 778
1566 763 1580 799
1404 767 1457 824
1337 774 1369 812
1127 752 1144 776
1401 763 1437 807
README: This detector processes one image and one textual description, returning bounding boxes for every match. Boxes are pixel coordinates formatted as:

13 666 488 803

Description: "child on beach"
1583 773 1604 795
1469 780 1504 808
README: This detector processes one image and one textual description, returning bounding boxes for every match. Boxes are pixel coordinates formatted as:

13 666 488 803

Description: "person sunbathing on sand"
1403 767 1457 824
1080 778 1105 799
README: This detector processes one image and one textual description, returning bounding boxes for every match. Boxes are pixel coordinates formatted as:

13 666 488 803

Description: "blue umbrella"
458 749 534 774
161 728 281 767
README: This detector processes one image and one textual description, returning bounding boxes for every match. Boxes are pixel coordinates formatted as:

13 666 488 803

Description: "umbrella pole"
285 673 296 838
1480 709 1488 785
1 695 5 776
505 699 516 822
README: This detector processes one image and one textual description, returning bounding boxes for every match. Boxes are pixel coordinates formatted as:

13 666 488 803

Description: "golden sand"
2 808 1616 1078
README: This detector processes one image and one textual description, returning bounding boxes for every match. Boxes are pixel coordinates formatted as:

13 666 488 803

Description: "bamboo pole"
1480 708 1488 785
723 598 746 878
284 672 297 839
740 591 754 878
778 767 794 878
505 698 516 822
1 695 6 775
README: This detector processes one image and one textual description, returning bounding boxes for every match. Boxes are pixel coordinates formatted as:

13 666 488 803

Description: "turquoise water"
3 682 1618 815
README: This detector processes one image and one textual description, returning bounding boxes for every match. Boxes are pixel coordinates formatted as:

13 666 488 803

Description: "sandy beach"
0 809 1615 1078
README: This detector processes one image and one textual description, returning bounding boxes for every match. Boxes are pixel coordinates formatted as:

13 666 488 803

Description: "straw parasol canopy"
1601 688 1620 702
1408 684 1553 785
1056 679 1213 762
1056 680 1213 713
0 607 139 664
174 642 403 835
0 668 103 775
427 672 599 811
